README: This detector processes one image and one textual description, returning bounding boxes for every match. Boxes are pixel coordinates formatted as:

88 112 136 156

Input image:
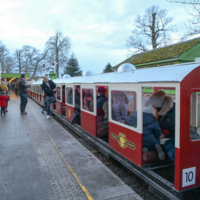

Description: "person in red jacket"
0 91 9 115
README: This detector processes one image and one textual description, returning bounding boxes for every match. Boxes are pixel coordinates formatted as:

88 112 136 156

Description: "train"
27 61 200 200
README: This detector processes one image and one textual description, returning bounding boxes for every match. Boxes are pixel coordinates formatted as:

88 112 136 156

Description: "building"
113 37 200 70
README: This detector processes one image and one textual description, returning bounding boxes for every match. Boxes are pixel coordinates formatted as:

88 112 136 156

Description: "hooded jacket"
41 80 56 97
0 95 9 107
97 94 107 108
18 78 31 96
0 84 8 92
158 96 175 137
124 111 161 149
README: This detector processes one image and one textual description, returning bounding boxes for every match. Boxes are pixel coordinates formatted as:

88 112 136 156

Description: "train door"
81 84 96 136
56 84 63 115
65 84 74 122
96 85 109 142
109 84 142 166
71 85 81 125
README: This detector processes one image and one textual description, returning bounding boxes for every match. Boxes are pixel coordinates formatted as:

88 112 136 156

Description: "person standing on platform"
0 91 9 115
18 74 31 115
41 76 57 119
4 78 10 112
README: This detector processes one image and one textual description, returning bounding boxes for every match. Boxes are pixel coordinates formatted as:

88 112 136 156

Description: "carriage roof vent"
63 74 71 78
82 70 94 76
117 63 136 73
195 57 200 64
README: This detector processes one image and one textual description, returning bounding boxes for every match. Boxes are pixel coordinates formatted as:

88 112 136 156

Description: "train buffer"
0 94 143 200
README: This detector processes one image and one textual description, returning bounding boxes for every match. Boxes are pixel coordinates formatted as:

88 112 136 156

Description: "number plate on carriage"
182 167 196 187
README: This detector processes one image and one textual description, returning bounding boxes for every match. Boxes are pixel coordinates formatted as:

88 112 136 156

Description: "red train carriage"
30 61 200 199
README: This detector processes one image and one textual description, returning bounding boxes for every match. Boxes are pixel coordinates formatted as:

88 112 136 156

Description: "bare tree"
166 0 200 38
29 50 47 79
45 32 71 77
4 57 15 73
0 41 9 72
14 49 23 73
127 5 177 53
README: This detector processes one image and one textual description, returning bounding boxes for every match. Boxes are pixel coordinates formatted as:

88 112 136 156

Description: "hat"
143 100 153 114
98 87 106 94
149 90 166 108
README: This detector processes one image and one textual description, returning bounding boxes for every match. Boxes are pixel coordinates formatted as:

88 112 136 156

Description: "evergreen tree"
62 53 82 77
103 63 113 73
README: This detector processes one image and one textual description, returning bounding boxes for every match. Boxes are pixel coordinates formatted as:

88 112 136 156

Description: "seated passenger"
97 87 107 108
101 91 109 129
124 100 165 160
112 91 129 123
67 90 73 104
85 89 93 111
149 90 175 161
71 86 81 124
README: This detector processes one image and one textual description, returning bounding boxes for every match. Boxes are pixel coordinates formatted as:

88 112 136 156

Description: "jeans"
44 96 51 115
164 139 175 162
20 94 28 111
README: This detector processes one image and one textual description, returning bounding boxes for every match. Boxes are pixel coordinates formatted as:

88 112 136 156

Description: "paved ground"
0 94 143 200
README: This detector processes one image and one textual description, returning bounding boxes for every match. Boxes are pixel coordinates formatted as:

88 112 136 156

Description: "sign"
182 167 196 187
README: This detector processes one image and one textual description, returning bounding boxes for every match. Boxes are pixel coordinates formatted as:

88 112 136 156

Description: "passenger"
67 89 73 104
18 74 32 115
124 100 165 160
97 87 107 108
71 86 81 124
41 76 57 119
0 91 9 115
4 79 10 112
101 91 109 129
149 90 175 161
0 78 8 93
112 91 129 123
85 89 93 111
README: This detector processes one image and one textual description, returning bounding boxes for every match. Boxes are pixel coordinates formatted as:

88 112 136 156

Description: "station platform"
0 94 143 200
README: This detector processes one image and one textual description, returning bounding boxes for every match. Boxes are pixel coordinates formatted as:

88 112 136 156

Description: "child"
112 91 129 123
0 91 9 115
124 100 165 160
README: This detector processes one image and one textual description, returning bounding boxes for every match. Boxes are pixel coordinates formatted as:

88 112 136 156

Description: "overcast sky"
0 0 193 75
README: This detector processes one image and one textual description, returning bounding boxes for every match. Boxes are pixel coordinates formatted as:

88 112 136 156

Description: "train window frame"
56 84 62 103
65 85 74 106
189 89 200 143
81 85 96 115
109 85 139 132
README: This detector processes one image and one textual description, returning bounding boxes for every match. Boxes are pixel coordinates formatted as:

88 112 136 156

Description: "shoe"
5 109 8 112
47 115 51 119
21 112 27 115
155 144 165 160
143 147 148 152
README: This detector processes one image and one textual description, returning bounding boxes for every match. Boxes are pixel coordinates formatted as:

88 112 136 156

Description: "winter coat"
41 80 56 97
0 84 8 92
124 111 161 149
0 95 9 108
75 90 80 111
18 78 31 96
112 91 129 123
97 94 108 108
158 96 175 138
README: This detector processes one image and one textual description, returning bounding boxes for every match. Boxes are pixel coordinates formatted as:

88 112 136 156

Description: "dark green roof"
114 37 200 69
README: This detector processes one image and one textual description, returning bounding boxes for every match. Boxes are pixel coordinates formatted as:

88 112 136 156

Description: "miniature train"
28 61 200 200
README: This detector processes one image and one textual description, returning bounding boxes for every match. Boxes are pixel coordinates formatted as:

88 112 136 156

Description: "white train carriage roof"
32 62 200 85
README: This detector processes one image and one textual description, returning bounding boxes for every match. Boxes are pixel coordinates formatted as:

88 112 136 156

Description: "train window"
57 86 61 101
66 87 73 105
82 88 94 112
111 90 137 127
190 92 200 141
